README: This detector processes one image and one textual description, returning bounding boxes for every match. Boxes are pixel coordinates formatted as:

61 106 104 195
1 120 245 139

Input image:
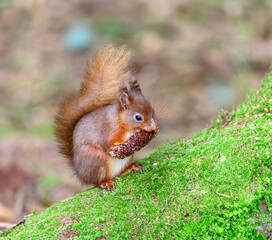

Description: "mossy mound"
1 73 272 239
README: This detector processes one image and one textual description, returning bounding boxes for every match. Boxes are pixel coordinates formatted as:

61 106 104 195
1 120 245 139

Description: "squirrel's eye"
135 114 143 122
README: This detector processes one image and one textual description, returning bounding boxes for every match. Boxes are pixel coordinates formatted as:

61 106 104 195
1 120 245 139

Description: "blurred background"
0 0 271 224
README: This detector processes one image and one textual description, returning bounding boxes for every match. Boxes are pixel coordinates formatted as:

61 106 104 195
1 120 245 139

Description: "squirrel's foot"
119 162 144 176
99 180 115 191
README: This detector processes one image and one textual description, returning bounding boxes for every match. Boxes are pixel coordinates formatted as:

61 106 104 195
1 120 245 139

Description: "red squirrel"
54 45 158 190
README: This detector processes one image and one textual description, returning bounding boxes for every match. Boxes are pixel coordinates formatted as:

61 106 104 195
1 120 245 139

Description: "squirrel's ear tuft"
129 78 142 93
119 91 130 110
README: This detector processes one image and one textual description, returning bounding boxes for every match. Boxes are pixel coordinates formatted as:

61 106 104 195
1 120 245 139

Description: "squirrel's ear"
130 78 142 93
119 91 130 110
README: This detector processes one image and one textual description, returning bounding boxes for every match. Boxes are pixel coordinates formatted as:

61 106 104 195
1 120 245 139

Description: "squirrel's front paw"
109 130 157 159
109 142 123 158
109 148 121 158
99 180 116 191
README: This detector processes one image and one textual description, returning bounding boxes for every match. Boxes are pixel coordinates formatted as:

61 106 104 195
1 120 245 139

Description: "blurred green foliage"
28 124 54 139
0 0 271 141
0 0 12 10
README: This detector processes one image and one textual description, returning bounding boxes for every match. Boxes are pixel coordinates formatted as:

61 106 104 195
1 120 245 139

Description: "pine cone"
109 129 159 159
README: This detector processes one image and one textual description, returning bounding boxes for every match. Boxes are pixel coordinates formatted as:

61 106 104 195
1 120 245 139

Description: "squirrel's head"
118 88 158 133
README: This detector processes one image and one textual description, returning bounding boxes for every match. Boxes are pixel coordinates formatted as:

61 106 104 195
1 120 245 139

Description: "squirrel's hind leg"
73 144 111 187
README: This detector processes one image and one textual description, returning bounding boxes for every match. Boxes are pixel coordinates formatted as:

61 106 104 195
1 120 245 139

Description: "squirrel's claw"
109 150 117 157
119 162 144 177
130 162 144 171
99 180 116 191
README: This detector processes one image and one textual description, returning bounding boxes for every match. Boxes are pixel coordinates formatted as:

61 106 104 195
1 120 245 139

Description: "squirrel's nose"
151 125 158 132
144 122 158 132
151 118 158 131
143 126 158 132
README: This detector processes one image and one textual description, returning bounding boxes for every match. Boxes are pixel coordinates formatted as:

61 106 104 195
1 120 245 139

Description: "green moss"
1 73 272 239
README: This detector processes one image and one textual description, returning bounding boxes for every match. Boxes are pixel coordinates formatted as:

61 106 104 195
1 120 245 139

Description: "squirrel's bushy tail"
54 45 133 163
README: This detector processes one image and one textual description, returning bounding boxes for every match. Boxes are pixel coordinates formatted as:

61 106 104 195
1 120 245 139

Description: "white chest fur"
110 131 135 178
111 156 133 178
126 131 135 139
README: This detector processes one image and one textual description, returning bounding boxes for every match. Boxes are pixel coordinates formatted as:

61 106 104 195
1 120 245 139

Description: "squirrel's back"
54 45 133 164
